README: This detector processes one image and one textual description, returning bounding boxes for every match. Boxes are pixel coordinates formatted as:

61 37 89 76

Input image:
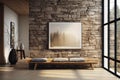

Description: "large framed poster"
49 22 82 49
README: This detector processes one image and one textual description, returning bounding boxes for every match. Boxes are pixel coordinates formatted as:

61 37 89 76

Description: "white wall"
4 5 19 63
19 16 29 56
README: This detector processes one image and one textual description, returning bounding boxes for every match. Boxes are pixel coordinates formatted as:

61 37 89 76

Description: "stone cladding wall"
29 0 102 67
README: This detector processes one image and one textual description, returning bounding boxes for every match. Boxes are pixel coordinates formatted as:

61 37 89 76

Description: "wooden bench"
28 58 98 70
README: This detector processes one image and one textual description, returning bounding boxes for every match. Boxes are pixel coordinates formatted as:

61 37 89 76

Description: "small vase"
9 48 18 65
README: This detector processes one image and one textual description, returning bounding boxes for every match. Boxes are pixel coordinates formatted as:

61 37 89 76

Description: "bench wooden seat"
28 58 98 70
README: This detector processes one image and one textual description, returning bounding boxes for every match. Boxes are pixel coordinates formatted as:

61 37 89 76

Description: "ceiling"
0 0 29 15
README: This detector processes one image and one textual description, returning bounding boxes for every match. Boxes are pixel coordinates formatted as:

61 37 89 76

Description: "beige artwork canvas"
49 22 82 49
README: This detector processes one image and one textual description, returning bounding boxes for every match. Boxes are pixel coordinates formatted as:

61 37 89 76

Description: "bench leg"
90 63 94 70
34 63 38 70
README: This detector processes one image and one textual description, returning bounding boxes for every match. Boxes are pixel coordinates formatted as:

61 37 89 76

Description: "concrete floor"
0 59 119 80
0 67 119 80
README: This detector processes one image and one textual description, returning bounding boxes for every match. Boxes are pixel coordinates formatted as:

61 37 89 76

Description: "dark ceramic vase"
9 48 18 65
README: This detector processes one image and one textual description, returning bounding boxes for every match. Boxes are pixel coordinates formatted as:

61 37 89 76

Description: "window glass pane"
117 0 120 18
117 21 120 60
104 25 108 56
117 62 120 76
110 0 115 21
104 58 108 69
110 59 115 72
104 0 108 23
110 23 115 58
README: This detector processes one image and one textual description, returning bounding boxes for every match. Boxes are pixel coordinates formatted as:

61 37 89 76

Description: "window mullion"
102 0 104 68
108 0 110 70
114 0 117 74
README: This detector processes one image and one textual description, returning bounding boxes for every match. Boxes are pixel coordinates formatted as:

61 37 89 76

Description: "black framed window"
102 0 120 78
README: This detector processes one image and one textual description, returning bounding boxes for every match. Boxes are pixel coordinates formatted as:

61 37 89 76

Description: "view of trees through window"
103 0 120 77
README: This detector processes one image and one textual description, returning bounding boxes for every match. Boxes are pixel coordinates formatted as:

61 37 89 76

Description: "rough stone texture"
29 0 102 67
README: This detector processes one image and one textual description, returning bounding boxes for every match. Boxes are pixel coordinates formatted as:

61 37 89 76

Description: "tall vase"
8 48 18 65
